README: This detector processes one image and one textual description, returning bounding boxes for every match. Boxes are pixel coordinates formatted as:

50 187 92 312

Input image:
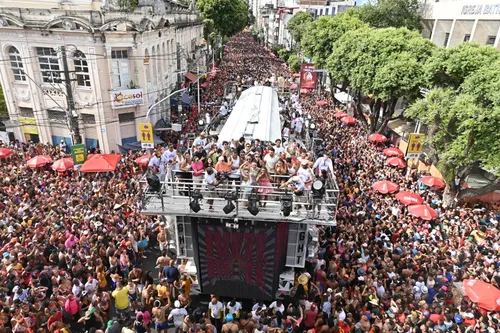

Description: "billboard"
300 63 318 90
406 133 425 159
195 220 288 300
110 89 144 109
138 123 154 149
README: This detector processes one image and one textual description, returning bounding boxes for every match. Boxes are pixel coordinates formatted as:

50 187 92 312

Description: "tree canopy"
301 13 367 69
0 85 7 119
197 0 248 37
348 0 422 31
286 11 313 45
424 42 500 90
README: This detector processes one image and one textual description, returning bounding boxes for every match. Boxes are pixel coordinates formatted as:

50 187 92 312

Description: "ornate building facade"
0 0 203 152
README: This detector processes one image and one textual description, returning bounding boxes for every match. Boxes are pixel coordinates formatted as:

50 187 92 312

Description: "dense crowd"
0 29 499 333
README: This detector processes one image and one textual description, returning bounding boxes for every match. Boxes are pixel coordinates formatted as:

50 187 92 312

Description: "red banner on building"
300 63 318 90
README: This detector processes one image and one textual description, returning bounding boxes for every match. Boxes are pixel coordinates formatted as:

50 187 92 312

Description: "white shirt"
268 301 284 314
205 172 218 189
169 307 188 327
274 145 285 155
209 301 223 319
264 154 279 173
252 303 267 312
162 149 177 163
312 157 332 173
227 302 242 315
193 137 207 148
297 167 313 183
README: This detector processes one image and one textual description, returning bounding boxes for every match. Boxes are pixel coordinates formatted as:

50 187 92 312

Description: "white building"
421 0 500 48
0 0 203 152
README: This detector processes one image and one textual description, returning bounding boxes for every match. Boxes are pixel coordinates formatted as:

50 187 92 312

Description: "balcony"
141 172 339 225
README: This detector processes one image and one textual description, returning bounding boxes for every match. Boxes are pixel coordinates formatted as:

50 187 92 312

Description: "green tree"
327 27 435 132
348 0 422 31
302 13 367 69
406 88 500 205
286 11 314 45
248 9 256 26
0 85 7 119
277 48 292 62
287 54 302 73
197 0 248 37
424 42 500 90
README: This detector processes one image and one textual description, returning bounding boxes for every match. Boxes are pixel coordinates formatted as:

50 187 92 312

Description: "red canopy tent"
27 155 52 168
341 116 356 125
51 158 74 172
80 154 121 173
396 191 424 205
386 157 407 168
334 112 348 119
368 133 388 143
383 147 404 158
408 204 438 220
135 155 150 166
373 180 399 194
0 148 12 159
463 279 500 311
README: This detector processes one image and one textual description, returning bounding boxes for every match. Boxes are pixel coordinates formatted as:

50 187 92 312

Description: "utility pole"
176 42 182 90
197 64 201 116
60 46 82 144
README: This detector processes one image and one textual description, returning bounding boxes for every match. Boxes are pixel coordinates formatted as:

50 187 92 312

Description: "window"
319 9 323 16
463 34 471 42
19 107 34 118
81 113 96 124
47 110 67 124
331 7 336 16
73 51 91 87
111 49 130 89
118 112 134 123
325 8 329 15
9 47 26 82
444 33 450 47
37 47 61 83
486 35 496 45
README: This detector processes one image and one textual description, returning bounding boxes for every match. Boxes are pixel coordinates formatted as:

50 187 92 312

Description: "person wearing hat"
153 299 169 333
169 300 188 333
193 132 208 152
281 176 306 215
221 313 239 333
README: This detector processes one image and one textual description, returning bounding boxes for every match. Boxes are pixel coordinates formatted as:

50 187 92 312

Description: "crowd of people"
0 29 499 333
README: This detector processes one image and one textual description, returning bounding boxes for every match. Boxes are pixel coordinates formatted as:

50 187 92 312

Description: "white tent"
218 86 282 143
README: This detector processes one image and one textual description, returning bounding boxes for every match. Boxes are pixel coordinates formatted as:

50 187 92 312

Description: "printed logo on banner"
300 63 318 90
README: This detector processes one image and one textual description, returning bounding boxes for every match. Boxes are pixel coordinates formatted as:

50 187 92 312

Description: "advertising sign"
70 144 87 165
19 117 39 135
138 123 154 149
110 89 144 109
300 63 318 90
406 133 425 159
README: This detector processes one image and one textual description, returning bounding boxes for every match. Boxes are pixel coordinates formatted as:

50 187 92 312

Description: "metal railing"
141 171 339 224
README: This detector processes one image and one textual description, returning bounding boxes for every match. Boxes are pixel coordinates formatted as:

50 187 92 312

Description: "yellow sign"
406 133 425 158
138 123 154 148
19 117 39 135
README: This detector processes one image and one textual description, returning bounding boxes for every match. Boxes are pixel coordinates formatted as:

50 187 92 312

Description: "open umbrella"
293 73 301 78
463 279 500 311
51 158 74 172
80 154 121 173
396 191 424 205
368 133 388 143
383 147 404 158
316 100 328 106
0 148 12 159
373 180 399 194
135 155 150 166
341 116 356 125
420 176 445 188
334 112 348 119
27 155 53 168
408 204 438 220
386 157 407 168
290 83 298 89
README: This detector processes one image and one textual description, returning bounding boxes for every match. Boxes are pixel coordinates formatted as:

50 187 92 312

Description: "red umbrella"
396 191 424 205
51 157 74 172
383 147 404 158
27 155 53 168
368 133 388 143
420 176 445 188
334 112 348 119
316 100 328 106
386 157 407 168
293 73 301 78
0 148 12 159
80 154 121 173
341 116 356 125
135 155 150 166
463 279 500 311
373 180 399 194
408 204 438 220
290 83 298 89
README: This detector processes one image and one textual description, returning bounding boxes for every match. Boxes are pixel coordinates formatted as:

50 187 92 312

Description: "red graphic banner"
300 63 317 90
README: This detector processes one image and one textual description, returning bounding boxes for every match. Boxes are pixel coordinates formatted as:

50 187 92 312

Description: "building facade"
421 0 500 48
0 0 203 152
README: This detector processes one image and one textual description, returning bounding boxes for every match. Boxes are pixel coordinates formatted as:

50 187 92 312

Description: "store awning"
185 72 197 82
154 118 170 131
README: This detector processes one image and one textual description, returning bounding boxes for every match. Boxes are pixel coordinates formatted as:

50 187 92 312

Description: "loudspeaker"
146 174 161 192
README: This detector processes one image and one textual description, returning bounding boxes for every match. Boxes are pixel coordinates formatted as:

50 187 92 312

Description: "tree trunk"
370 100 381 133
354 90 369 129
442 184 457 207
377 98 397 134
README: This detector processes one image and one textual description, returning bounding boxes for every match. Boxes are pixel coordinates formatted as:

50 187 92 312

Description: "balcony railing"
141 171 339 225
